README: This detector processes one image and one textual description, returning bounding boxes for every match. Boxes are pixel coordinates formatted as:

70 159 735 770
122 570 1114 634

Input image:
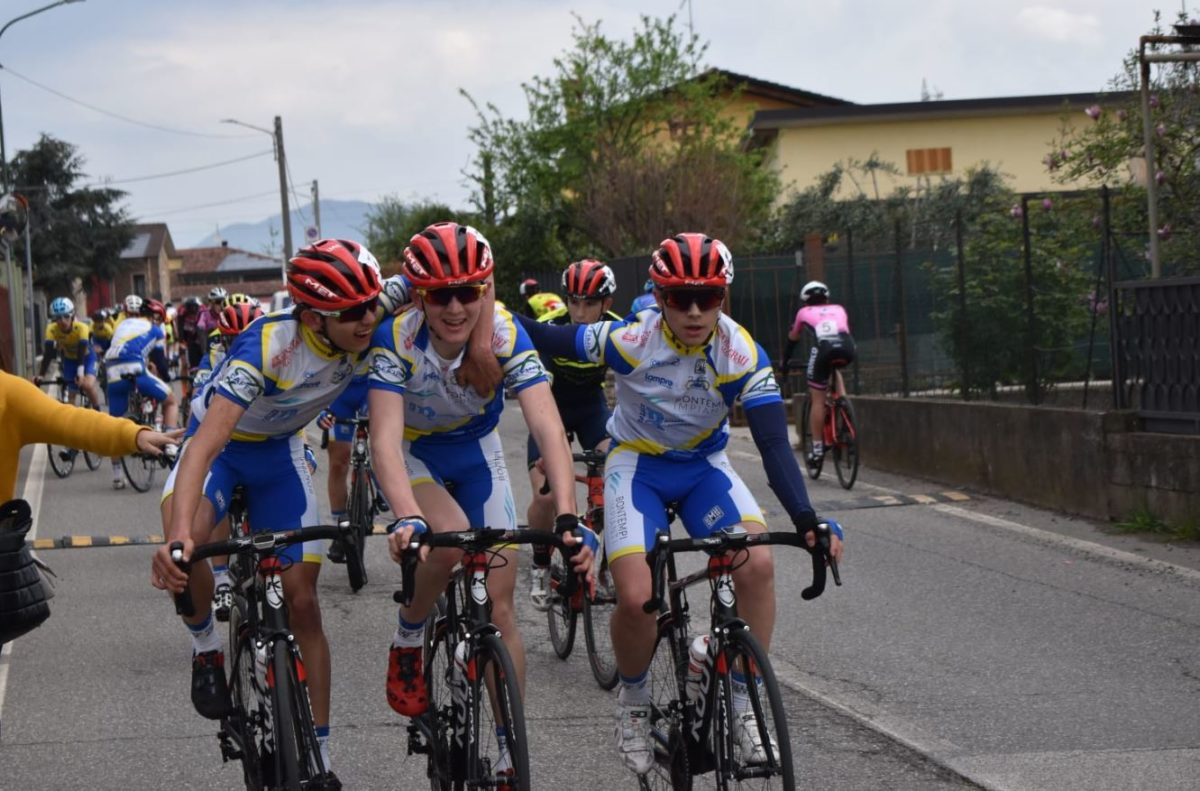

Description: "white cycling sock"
810 440 824 456
111 460 122 479
731 671 762 714
618 669 651 706
330 510 347 526
187 613 222 654
211 563 231 590
393 612 425 648
315 725 331 770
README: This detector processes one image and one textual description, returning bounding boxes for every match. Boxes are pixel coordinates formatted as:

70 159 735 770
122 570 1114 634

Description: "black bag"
0 499 55 644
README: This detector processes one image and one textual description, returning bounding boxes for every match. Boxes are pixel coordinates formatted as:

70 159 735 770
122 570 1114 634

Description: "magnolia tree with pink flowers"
1050 9 1198 275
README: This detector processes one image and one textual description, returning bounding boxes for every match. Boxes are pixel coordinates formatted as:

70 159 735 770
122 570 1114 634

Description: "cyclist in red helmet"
526 258 623 610
369 222 596 743
153 238 385 786
514 232 843 777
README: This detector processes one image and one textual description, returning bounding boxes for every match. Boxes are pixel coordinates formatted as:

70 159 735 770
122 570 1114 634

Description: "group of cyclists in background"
35 223 856 788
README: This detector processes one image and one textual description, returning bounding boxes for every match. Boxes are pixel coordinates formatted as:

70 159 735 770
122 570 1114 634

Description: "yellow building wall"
768 110 1087 201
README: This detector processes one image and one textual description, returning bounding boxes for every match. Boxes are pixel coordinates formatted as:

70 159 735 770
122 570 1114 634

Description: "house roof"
120 223 176 260
178 245 281 274
750 91 1134 130
704 68 853 108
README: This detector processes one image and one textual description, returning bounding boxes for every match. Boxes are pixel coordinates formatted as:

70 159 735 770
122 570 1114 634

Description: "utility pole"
274 116 293 264
311 180 321 238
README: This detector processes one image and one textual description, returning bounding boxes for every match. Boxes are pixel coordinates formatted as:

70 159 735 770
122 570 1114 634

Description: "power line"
141 189 281 218
284 157 309 225
85 150 273 187
0 63 261 140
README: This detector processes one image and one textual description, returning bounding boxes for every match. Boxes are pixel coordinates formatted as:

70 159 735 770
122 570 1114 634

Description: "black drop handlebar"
391 527 588 608
642 523 842 614
168 524 350 617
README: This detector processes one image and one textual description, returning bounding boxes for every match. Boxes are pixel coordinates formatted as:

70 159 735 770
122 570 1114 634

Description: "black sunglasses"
417 284 488 307
567 295 603 306
315 297 379 323
661 288 725 312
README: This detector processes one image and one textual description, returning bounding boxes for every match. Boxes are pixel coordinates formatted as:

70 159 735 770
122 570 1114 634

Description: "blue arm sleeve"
149 346 171 379
513 312 583 360
746 400 818 532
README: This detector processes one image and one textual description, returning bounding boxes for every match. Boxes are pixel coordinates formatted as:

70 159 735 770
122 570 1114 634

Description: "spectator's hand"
137 427 184 458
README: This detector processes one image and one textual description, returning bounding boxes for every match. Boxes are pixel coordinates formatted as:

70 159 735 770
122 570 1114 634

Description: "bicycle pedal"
406 721 430 755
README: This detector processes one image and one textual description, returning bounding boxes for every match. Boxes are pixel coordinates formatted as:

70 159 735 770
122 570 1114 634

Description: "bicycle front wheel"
583 555 619 690
799 398 820 480
832 398 859 490
46 442 76 478
546 549 577 660
643 625 691 791
707 630 794 790
422 596 454 791
471 634 531 791
345 468 371 592
227 602 265 791
81 397 102 471
270 637 325 790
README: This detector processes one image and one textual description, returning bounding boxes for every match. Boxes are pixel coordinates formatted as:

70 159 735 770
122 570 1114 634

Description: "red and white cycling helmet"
218 302 264 335
648 233 734 289
286 239 382 312
403 222 494 289
562 259 616 298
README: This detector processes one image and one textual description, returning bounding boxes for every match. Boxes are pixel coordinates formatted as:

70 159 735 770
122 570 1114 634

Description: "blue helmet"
49 297 75 319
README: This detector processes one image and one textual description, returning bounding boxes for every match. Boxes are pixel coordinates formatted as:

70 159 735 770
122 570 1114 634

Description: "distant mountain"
189 199 376 250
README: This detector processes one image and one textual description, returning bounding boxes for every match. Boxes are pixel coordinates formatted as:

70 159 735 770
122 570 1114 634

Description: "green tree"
7 134 133 297
361 196 460 273
1050 8 1197 274
462 13 779 285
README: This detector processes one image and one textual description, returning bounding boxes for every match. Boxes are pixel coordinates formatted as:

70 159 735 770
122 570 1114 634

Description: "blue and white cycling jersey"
575 309 781 460
367 306 548 444
104 317 166 376
192 311 363 442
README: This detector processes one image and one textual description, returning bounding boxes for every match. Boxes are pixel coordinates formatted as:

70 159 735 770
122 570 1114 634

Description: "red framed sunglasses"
314 296 379 323
417 283 489 307
661 288 725 312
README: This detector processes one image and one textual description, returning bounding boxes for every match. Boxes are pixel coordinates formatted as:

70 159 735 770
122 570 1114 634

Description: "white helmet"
208 286 228 302
800 280 829 305
123 294 144 315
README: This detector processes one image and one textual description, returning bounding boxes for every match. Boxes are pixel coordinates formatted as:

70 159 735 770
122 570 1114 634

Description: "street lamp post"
220 116 293 275
0 0 86 376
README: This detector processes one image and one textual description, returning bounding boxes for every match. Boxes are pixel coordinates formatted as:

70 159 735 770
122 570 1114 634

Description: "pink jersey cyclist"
785 284 855 390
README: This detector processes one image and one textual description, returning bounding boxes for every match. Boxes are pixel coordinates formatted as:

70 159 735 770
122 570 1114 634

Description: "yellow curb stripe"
32 538 56 549
910 494 937 504
942 491 971 501
70 536 93 547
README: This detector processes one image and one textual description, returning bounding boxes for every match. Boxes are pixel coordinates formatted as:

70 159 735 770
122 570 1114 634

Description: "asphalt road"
2 403 1198 791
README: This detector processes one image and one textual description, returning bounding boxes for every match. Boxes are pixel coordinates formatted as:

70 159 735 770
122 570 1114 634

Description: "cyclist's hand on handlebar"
386 516 430 564
823 518 845 563
317 409 334 431
793 513 845 562
31 375 42 386
151 536 194 593
555 514 600 597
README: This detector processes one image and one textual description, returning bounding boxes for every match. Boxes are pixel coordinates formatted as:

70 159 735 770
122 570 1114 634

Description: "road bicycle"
176 371 195 429
399 525 587 791
170 520 350 791
799 365 859 490
118 372 171 492
639 522 840 790
329 416 375 592
543 446 618 690
37 377 102 477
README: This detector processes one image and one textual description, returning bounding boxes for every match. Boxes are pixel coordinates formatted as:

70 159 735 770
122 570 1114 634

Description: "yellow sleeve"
5 372 143 455
77 321 92 342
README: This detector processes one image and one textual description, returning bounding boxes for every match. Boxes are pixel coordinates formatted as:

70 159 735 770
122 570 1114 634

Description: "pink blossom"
1156 123 1167 137
1156 170 1167 185
1010 204 1024 219
1149 94 1161 109
1091 215 1102 229
1041 198 1053 211
1084 105 1102 120
1117 109 1128 122
1157 223 1172 241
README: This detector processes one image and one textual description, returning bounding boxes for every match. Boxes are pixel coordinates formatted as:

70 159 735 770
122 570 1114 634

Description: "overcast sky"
0 0 1160 246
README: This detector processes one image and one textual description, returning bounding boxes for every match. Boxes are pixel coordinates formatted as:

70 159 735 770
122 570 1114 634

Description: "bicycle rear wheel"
706 630 794 790
471 634 531 791
345 467 371 592
81 397 102 470
799 398 820 480
583 554 619 690
121 452 157 492
46 442 76 478
832 397 859 490
642 625 691 791
546 549 577 660
270 637 325 790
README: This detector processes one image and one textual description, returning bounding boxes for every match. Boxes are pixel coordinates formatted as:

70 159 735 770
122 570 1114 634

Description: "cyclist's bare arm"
516 381 577 519
152 395 245 592
365 387 426 562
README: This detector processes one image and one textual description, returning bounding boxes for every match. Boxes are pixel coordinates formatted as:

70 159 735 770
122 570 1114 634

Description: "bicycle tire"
82 397 102 471
799 398 821 480
583 554 619 690
269 637 324 790
227 604 265 791
546 549 577 660
45 442 75 478
832 397 859 490
471 634 532 791
643 625 691 791
709 630 794 790
345 468 370 592
121 452 157 493
422 596 455 791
